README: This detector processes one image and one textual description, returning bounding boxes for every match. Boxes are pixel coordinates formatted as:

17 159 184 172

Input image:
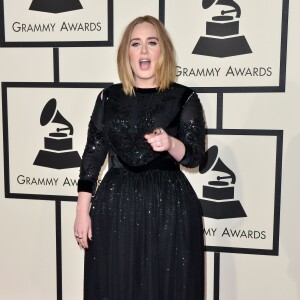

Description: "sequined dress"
78 83 206 300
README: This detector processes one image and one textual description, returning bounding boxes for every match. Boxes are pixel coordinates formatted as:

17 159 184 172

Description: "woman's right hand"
74 192 93 249
74 212 92 249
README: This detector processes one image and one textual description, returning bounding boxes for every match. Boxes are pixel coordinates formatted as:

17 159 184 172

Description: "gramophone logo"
33 98 81 169
193 0 252 57
199 145 247 219
29 0 83 14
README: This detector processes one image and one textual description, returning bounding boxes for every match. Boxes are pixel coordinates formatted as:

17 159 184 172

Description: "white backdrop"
0 0 299 299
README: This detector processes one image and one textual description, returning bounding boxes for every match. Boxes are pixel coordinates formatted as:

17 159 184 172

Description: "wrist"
76 192 92 213
168 136 176 152
76 204 90 214
167 136 186 162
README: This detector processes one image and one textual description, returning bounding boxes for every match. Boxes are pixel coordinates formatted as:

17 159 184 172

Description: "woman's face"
129 22 161 88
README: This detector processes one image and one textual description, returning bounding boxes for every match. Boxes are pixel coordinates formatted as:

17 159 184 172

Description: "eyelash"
131 41 158 47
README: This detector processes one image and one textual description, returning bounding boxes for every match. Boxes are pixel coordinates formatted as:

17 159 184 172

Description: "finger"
88 227 93 241
77 231 88 248
77 238 84 248
74 228 81 237
78 242 84 249
156 140 163 147
149 136 169 146
153 127 165 135
145 128 165 140
144 133 155 140
81 236 89 249
76 237 85 249
153 128 162 135
74 230 83 241
152 143 165 152
146 136 161 144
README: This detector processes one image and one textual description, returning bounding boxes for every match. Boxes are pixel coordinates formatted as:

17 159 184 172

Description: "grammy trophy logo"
193 0 252 57
33 98 81 169
29 0 83 14
199 145 247 219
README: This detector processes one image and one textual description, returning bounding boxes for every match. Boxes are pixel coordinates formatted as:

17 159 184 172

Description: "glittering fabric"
79 83 206 300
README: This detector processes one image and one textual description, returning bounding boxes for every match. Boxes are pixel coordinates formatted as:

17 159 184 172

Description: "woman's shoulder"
170 82 196 101
97 83 124 101
103 83 123 94
171 82 195 95
106 83 123 92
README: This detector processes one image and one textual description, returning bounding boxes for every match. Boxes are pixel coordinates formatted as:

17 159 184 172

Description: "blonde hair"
117 15 177 95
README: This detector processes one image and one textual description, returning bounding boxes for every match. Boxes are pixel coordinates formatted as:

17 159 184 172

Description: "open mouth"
139 59 151 70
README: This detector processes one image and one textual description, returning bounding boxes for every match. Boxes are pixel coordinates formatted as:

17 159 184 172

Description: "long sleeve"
178 92 206 168
77 91 109 195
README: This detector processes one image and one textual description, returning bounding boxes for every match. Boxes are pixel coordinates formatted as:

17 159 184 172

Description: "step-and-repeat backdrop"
1 0 295 299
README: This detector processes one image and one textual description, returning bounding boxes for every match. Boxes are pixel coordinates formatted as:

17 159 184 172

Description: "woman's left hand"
144 128 173 152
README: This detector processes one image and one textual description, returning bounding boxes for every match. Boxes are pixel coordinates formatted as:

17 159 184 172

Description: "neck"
134 77 157 89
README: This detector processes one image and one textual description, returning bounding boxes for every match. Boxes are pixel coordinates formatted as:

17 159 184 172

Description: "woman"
74 15 206 300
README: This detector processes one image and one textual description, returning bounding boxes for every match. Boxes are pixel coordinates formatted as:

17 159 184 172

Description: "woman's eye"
131 42 140 47
148 41 157 46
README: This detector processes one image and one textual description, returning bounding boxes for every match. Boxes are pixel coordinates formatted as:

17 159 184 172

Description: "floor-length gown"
78 83 206 300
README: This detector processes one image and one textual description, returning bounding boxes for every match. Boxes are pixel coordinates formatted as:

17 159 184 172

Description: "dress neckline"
134 86 158 94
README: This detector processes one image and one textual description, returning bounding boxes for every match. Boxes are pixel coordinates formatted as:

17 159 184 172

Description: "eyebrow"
130 37 159 42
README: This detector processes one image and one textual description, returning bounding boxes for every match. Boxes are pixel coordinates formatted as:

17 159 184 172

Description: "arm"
144 91 206 167
177 92 206 168
74 192 93 249
74 91 109 249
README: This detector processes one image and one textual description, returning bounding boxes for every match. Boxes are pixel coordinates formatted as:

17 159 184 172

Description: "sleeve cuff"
179 144 193 166
179 144 203 169
77 179 95 195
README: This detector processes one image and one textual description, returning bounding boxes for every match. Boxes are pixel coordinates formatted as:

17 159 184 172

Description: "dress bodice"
78 83 206 194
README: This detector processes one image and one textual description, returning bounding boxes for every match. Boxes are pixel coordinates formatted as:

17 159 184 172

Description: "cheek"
128 56 135 69
153 49 161 61
129 52 139 66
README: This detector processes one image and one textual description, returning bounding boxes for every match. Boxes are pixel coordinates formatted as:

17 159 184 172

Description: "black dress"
78 83 206 300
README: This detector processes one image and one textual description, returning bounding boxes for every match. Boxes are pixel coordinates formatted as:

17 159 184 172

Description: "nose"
141 44 148 54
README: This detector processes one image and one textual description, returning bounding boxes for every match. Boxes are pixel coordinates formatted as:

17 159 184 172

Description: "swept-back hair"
117 15 177 95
